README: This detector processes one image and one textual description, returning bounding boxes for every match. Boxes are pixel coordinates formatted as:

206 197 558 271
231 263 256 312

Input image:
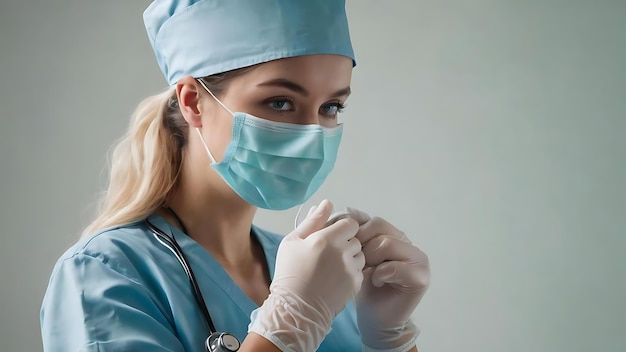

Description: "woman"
40 0 430 351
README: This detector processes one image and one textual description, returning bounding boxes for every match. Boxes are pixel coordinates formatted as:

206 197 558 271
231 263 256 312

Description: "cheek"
204 110 234 161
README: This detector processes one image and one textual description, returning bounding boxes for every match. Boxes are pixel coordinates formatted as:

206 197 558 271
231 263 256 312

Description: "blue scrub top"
41 213 362 351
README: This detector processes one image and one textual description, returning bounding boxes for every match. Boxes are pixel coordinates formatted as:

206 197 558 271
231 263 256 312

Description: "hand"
347 208 430 352
249 200 365 352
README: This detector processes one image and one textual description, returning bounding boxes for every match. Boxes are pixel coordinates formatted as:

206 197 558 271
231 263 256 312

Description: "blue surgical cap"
144 0 356 85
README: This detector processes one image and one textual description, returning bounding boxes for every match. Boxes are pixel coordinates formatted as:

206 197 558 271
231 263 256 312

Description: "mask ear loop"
294 204 305 230
195 128 217 164
196 78 234 115
194 78 236 164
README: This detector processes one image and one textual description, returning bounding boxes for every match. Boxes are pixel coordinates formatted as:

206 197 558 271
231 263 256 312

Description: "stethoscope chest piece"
206 332 241 352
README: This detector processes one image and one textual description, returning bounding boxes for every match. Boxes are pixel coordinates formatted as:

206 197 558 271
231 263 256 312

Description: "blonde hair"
82 87 185 236
82 68 253 237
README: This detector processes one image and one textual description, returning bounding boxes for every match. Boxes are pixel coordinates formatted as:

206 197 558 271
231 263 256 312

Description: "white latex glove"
249 200 365 352
347 208 430 352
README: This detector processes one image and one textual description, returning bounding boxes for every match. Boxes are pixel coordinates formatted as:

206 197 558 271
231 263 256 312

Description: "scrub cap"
144 0 356 85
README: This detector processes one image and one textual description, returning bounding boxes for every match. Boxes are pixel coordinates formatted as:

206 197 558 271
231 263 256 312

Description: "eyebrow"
257 78 351 98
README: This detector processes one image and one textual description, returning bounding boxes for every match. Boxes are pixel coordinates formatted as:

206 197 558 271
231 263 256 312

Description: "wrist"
360 320 420 352
248 290 333 352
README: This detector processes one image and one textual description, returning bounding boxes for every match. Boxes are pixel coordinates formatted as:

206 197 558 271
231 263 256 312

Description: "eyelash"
326 102 346 114
266 97 347 116
267 97 294 113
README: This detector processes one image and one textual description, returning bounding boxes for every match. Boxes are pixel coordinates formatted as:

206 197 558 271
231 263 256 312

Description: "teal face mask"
195 80 342 210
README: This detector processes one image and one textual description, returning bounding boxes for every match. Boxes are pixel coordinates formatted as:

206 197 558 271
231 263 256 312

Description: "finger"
354 250 366 271
371 260 430 291
308 217 359 243
348 250 366 294
346 236 363 257
325 212 351 227
308 201 337 217
345 207 371 225
290 199 333 239
362 235 422 267
356 216 411 245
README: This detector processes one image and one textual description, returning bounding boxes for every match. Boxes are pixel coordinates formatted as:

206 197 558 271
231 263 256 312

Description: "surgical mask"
195 79 342 210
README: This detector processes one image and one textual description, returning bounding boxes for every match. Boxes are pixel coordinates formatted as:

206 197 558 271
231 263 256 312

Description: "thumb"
371 261 398 288
289 199 333 239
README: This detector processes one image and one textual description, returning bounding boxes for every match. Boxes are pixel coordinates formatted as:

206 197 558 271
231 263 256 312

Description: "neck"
161 156 258 269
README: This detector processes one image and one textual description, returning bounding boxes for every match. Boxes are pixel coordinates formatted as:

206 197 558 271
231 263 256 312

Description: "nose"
300 110 338 128
296 109 321 126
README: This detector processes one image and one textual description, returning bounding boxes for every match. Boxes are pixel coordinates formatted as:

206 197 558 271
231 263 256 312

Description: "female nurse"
40 1 430 351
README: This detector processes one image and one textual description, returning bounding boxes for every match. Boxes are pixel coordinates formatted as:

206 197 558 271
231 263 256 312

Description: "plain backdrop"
1 1 625 351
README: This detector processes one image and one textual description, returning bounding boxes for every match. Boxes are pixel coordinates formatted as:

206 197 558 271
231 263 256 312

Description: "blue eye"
268 99 293 112
320 103 346 117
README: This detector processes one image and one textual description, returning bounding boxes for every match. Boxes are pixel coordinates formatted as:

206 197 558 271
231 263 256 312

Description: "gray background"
1 1 624 351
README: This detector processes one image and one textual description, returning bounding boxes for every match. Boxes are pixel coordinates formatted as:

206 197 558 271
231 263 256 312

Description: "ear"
176 76 204 128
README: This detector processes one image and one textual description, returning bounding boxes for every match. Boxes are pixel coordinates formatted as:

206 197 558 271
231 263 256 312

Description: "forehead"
229 54 353 93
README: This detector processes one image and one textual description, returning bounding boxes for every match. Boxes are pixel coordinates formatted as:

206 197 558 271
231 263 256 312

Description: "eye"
267 98 294 112
320 102 346 118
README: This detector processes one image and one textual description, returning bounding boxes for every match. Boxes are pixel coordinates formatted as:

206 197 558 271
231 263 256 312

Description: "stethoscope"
144 209 241 352
144 206 350 351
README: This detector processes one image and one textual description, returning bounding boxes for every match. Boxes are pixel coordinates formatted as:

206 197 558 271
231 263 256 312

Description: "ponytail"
82 87 186 236
82 67 254 237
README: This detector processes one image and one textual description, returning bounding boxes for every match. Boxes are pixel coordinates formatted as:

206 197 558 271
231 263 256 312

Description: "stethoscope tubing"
144 218 218 334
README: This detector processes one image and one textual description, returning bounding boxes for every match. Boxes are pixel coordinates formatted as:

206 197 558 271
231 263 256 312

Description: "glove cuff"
248 290 333 352
361 320 420 352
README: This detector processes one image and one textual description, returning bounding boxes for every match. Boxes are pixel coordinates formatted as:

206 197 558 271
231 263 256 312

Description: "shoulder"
42 219 174 325
50 220 157 284
68 220 151 255
41 221 186 351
